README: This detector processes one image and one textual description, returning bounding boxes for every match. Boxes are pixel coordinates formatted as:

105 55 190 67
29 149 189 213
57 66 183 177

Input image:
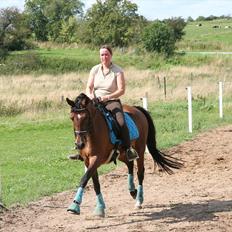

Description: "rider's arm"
86 69 95 99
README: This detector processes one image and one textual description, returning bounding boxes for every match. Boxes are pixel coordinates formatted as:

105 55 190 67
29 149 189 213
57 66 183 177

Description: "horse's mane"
74 93 91 109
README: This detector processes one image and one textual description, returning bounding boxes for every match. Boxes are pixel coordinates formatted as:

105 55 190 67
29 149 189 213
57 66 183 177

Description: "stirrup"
126 147 139 162
67 154 83 161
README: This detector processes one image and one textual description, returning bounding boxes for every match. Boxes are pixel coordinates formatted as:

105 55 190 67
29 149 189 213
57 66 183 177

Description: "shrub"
0 101 24 116
0 48 8 59
142 21 175 56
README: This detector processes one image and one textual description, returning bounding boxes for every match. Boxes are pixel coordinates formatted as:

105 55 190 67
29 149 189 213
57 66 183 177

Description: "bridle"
74 129 88 137
71 106 92 150
71 107 91 134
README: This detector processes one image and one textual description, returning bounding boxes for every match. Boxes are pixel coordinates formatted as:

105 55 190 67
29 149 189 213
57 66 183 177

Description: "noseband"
74 129 88 136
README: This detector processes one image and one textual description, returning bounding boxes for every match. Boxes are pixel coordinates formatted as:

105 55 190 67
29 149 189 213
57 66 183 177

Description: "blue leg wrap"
74 187 84 204
67 201 80 214
94 193 106 217
96 193 106 209
136 185 144 204
128 174 135 192
67 187 84 214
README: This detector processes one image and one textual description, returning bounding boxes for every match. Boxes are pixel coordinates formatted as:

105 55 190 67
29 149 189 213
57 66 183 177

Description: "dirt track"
1 125 232 232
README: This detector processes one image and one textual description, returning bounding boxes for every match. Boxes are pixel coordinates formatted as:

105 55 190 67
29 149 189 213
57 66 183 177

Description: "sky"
0 0 231 20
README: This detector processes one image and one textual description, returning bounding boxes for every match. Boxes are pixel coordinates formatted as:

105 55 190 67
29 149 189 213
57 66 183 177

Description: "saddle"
95 101 139 164
96 101 139 144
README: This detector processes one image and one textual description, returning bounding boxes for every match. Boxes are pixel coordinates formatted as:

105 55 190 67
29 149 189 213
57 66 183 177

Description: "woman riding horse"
66 45 183 216
66 93 183 216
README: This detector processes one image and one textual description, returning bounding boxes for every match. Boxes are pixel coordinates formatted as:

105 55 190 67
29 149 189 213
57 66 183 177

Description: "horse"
66 93 183 217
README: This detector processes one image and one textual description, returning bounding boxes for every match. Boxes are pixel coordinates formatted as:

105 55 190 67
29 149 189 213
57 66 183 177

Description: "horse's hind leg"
127 161 137 199
92 170 106 217
135 160 145 209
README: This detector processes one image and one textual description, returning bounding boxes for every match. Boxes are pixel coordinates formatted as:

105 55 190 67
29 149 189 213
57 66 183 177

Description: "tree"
57 16 79 43
0 7 32 57
187 16 194 22
196 16 206 21
24 0 49 41
205 15 217 21
25 0 84 41
81 0 146 47
164 17 186 42
142 21 175 56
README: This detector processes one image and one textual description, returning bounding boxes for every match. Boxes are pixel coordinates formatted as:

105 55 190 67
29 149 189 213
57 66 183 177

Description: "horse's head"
66 93 92 150
66 93 91 110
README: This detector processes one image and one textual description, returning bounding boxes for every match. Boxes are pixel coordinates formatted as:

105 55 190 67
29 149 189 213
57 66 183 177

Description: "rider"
68 44 138 162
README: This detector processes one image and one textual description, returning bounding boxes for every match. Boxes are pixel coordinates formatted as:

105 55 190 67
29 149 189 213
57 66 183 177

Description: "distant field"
178 19 232 51
2 18 232 76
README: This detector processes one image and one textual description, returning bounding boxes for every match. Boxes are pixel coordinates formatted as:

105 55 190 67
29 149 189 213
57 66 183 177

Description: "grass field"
0 116 116 207
178 19 232 51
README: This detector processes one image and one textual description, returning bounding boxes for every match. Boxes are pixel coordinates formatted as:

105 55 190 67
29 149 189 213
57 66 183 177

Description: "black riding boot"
120 124 139 161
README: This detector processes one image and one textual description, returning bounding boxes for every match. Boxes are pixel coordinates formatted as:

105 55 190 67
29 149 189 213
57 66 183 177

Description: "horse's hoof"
130 189 137 199
67 202 80 214
135 201 142 209
94 207 105 217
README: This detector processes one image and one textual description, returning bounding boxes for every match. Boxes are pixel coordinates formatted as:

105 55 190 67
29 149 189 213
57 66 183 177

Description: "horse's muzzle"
75 142 85 150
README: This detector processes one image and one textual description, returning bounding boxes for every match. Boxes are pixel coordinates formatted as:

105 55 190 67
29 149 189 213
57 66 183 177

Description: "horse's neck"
88 109 109 142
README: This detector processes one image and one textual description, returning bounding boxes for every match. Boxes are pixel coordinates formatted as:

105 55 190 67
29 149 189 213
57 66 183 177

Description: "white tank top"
90 63 123 97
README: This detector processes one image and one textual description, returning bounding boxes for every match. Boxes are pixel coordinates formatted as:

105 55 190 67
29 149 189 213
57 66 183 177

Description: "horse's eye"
70 114 74 121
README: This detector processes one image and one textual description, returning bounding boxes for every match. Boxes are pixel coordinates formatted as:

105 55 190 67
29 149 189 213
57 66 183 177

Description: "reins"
71 98 116 138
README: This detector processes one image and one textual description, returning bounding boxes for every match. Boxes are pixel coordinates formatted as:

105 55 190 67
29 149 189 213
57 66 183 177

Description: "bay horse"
66 93 182 217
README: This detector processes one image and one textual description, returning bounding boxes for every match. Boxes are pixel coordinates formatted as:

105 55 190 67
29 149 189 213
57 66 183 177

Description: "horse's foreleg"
135 167 145 209
127 161 137 199
67 156 99 214
92 171 105 217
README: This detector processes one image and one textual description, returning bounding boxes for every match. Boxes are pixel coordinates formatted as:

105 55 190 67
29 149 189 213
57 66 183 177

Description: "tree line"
187 14 232 22
0 0 187 57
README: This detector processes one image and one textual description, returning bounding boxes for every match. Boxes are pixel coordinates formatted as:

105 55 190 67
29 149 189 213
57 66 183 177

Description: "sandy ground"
1 125 232 232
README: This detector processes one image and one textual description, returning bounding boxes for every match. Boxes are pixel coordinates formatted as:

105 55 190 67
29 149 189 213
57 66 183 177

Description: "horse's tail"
135 106 183 174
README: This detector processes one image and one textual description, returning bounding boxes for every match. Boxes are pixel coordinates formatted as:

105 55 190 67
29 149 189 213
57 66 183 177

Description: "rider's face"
100 48 112 66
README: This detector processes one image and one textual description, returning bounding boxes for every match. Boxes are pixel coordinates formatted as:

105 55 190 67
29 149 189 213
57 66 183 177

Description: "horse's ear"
66 98 75 107
83 95 91 106
78 93 91 107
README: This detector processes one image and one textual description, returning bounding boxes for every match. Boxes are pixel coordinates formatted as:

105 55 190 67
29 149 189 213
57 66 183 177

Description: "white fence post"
141 93 149 153
141 92 148 110
187 86 193 133
219 81 223 118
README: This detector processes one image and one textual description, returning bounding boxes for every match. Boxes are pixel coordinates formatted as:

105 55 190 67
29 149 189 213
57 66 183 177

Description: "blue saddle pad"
105 112 139 145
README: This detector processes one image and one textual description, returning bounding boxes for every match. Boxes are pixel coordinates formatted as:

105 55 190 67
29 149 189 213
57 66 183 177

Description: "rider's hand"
92 97 101 105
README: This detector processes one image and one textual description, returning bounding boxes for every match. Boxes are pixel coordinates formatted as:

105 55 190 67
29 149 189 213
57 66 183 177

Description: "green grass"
0 116 116 207
178 19 232 51
149 97 232 149
1 97 232 208
0 47 222 76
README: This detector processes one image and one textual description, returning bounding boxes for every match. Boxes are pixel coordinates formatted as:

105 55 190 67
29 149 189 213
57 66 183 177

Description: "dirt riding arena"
1 125 232 232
